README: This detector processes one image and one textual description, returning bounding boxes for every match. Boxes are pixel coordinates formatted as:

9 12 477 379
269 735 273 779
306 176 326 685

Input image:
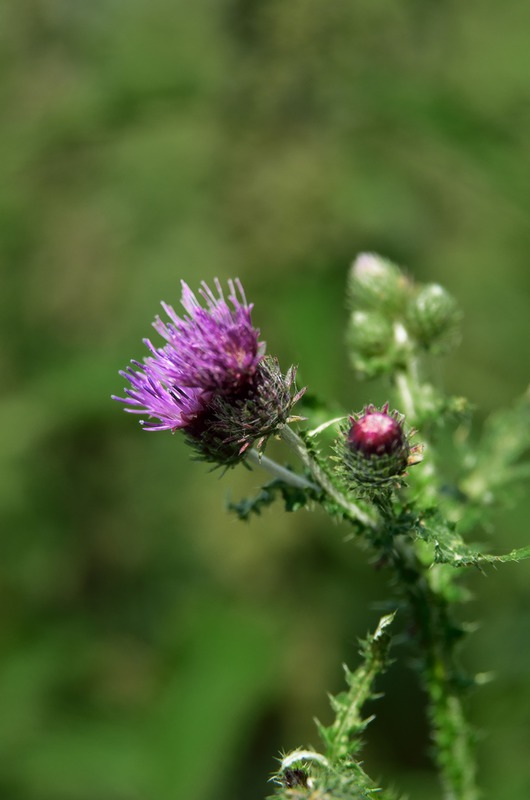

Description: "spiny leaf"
316 613 396 762
460 389 530 505
454 544 530 567
416 510 482 566
416 510 530 567
227 478 310 520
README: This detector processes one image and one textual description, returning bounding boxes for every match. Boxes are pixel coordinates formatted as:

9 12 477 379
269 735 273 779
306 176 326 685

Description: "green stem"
395 369 417 422
384 534 478 800
429 682 478 800
245 448 320 492
279 425 379 529
394 359 440 505
393 322 418 422
390 354 478 798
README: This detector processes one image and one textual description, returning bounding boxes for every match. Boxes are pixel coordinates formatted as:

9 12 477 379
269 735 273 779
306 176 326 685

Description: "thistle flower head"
347 253 409 315
113 279 304 465
151 278 265 395
339 403 422 490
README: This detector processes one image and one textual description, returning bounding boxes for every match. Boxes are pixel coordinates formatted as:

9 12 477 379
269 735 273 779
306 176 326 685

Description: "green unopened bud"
346 310 397 379
407 284 461 353
347 253 409 315
347 310 393 358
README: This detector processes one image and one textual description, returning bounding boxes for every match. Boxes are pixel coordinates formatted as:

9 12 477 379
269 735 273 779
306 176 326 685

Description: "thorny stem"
376 510 478 800
245 448 320 492
410 563 477 800
386 340 478 800
279 425 379 529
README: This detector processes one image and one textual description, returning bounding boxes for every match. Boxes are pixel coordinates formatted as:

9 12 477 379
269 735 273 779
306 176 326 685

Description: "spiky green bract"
316 613 396 762
268 759 405 800
336 405 422 494
183 357 305 466
269 748 404 800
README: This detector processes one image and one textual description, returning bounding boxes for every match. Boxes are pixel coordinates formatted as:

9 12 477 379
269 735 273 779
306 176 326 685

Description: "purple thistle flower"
113 359 205 431
113 278 304 465
151 279 265 395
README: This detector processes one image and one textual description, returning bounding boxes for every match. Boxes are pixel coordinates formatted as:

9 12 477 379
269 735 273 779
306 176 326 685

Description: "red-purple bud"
348 408 406 457
342 403 420 488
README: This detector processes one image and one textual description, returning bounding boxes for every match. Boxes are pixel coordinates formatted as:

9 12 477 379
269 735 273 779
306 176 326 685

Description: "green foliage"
316 613 395 762
227 477 312 520
249 253 529 800
416 510 530 568
269 615 400 800
461 390 530 508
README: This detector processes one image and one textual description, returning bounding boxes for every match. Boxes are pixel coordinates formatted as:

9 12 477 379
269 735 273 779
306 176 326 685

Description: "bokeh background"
2 1 530 799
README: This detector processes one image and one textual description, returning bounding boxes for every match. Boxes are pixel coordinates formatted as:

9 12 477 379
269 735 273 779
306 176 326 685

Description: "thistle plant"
113 258 530 800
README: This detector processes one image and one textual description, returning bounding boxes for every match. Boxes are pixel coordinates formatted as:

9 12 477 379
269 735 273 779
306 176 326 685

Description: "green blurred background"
2 1 530 798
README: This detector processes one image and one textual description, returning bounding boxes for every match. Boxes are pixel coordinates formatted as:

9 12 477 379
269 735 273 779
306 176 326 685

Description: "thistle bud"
347 253 409 315
407 283 461 354
341 404 421 488
347 310 394 358
346 310 396 379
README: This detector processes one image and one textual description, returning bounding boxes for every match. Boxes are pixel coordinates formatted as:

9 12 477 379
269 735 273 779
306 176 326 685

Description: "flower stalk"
279 424 379 529
245 448 319 492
